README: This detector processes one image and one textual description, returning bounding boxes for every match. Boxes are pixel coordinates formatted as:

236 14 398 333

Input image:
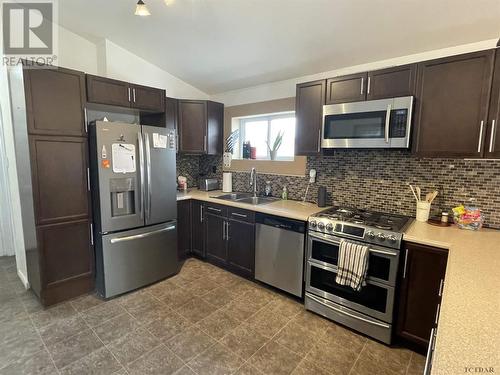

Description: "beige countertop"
404 221 500 374
176 189 329 221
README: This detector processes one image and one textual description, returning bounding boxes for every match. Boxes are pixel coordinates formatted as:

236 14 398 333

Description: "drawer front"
228 207 255 223
205 202 228 217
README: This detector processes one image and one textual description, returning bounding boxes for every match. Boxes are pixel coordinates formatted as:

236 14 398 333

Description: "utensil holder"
416 201 431 222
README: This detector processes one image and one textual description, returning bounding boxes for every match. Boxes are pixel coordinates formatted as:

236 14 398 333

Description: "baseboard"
17 268 30 290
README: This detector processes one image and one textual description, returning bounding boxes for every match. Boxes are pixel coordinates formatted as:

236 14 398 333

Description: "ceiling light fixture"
135 0 151 16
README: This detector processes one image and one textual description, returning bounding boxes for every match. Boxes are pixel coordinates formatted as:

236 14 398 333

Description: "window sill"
224 157 307 177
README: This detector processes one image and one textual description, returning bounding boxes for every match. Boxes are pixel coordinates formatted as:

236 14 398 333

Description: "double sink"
211 192 280 206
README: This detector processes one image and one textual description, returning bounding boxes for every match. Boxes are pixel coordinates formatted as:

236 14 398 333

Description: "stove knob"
366 231 375 239
376 233 386 241
387 235 397 243
309 220 317 228
326 223 334 231
317 222 325 230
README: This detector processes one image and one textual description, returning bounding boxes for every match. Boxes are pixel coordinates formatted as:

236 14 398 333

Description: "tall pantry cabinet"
16 66 94 306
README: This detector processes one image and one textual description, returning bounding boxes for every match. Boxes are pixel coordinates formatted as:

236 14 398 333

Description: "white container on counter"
416 201 431 222
222 172 232 193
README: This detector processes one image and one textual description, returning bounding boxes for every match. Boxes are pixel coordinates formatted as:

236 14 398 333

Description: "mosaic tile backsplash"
177 151 500 229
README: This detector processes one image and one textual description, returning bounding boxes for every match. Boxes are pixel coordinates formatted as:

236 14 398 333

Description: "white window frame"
236 111 295 161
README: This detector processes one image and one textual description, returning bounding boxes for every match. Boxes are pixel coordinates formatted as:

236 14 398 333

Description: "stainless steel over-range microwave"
322 96 414 149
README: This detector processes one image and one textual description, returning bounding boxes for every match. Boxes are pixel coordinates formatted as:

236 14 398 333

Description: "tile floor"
0 256 425 375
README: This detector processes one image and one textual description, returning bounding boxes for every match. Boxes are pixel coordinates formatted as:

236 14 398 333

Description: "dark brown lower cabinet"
177 200 191 261
227 219 255 278
37 220 93 305
205 213 227 266
396 242 448 352
204 207 255 278
191 200 205 258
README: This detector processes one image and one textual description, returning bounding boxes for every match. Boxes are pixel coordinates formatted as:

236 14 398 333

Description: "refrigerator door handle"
145 132 152 222
138 132 145 220
110 224 176 243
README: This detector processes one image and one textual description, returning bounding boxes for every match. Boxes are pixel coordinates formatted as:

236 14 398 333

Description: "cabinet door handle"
489 119 496 153
434 303 441 325
128 87 131 102
367 76 371 95
403 248 409 278
226 221 230 241
360 77 364 95
204 135 207 152
317 129 321 152
200 205 203 223
86 168 90 191
423 328 436 375
477 120 484 153
208 207 221 213
133 88 136 103
90 223 94 246
222 220 226 240
231 212 247 218
438 278 444 297
84 108 88 133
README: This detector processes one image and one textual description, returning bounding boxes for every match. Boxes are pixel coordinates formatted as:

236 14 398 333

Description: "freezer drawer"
98 221 179 298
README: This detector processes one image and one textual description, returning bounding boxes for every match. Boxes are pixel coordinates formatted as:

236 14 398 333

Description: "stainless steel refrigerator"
89 121 179 298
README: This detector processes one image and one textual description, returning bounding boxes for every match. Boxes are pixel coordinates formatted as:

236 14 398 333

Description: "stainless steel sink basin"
212 192 253 201
212 193 280 205
236 196 280 205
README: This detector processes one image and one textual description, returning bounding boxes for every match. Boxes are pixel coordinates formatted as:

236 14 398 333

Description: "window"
232 112 296 161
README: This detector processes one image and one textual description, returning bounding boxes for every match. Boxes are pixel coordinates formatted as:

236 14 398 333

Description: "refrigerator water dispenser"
110 177 135 217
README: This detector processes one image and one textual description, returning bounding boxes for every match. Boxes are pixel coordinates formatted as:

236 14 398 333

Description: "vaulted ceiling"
59 0 500 94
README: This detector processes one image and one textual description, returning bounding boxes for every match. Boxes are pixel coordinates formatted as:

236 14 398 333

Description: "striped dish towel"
335 239 369 291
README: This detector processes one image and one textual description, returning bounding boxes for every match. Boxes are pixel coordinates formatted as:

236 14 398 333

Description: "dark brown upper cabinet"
295 80 326 155
24 67 86 137
86 75 130 107
129 83 165 112
366 64 417 100
86 75 165 112
396 242 448 352
326 73 367 104
178 100 223 155
485 48 500 158
29 136 90 226
413 50 495 158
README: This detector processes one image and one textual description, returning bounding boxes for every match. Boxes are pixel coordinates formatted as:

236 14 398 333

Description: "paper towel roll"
222 172 232 193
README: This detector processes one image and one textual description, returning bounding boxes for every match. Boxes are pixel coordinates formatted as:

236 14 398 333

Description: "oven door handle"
308 232 398 257
369 248 398 257
307 293 390 329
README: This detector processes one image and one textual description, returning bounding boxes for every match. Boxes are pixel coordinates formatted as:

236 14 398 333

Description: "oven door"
322 96 413 149
306 262 395 323
307 232 399 286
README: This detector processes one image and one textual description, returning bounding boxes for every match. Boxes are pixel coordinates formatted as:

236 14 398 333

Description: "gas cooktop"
308 207 412 249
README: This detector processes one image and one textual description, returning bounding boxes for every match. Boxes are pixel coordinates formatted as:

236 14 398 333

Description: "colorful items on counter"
452 204 484 230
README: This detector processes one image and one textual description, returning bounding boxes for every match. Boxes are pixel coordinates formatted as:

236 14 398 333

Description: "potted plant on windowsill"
267 130 284 161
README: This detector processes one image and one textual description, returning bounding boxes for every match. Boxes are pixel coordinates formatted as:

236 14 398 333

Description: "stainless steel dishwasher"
255 213 306 297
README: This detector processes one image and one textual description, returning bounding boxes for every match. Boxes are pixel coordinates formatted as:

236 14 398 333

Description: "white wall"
211 39 499 106
57 24 99 74
0 65 29 287
101 40 209 99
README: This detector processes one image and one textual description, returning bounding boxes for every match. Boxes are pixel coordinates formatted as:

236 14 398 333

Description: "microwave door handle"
138 132 145 220
384 103 392 143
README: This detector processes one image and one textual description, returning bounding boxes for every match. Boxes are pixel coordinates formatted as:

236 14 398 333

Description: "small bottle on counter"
281 186 288 200
441 212 449 223
265 181 272 197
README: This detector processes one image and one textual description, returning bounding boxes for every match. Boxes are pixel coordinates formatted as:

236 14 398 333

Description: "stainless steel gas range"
304 207 412 344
